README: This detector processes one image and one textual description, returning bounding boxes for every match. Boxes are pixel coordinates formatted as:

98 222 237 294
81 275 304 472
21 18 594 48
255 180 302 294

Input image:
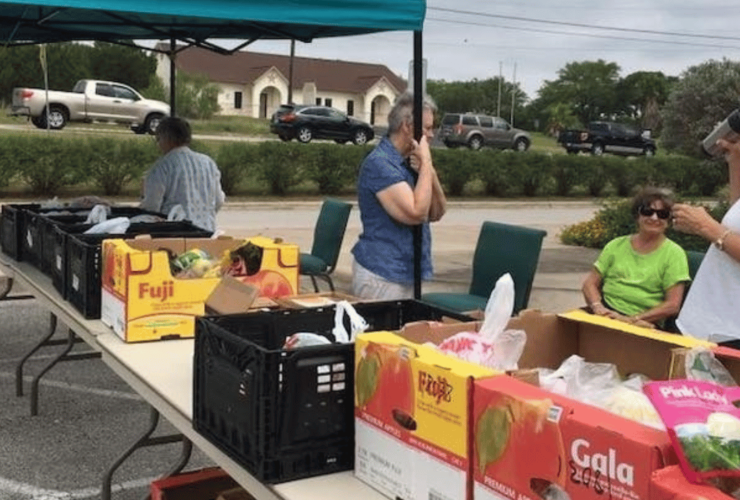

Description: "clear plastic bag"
332 300 368 343
84 204 110 224
686 348 737 387
83 217 130 234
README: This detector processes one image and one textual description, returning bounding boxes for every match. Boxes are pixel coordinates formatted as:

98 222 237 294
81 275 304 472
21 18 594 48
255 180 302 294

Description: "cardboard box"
471 309 714 500
150 467 238 500
354 330 497 500
100 235 298 342
275 291 362 309
651 465 733 500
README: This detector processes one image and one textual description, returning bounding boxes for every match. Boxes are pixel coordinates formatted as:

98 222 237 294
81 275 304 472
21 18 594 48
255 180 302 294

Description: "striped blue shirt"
141 146 225 231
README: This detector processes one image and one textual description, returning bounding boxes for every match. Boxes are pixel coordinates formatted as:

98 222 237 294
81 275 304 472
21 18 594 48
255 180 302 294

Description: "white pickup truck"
11 79 170 134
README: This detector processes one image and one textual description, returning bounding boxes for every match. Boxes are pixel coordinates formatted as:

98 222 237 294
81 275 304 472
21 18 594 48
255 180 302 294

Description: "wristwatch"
714 229 732 251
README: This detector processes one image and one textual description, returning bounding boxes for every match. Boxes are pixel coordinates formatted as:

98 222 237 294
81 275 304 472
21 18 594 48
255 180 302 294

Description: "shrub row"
560 198 730 251
0 134 728 198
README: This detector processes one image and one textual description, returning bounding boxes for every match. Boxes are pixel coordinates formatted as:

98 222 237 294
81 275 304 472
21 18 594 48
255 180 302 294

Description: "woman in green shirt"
582 187 690 326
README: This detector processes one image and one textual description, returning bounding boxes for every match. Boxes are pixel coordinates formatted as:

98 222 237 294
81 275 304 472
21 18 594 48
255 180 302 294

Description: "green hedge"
0 134 729 198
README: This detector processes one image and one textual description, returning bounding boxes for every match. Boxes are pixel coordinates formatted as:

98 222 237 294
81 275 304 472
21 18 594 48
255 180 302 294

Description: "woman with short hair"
582 186 690 326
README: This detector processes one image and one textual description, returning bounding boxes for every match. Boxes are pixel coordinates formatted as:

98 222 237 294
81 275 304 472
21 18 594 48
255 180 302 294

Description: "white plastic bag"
83 217 130 234
84 204 110 224
167 204 187 222
332 300 368 343
435 273 526 371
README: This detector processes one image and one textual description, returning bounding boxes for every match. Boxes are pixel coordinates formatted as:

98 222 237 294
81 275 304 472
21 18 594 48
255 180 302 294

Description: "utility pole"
510 62 517 125
497 61 502 118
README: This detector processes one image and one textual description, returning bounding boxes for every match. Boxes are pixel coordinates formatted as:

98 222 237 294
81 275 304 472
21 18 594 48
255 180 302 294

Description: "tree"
661 58 740 157
617 71 675 134
89 42 158 90
535 60 622 126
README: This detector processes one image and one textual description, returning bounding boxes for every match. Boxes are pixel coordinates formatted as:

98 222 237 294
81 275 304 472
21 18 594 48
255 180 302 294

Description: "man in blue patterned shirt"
351 93 446 300
141 116 225 231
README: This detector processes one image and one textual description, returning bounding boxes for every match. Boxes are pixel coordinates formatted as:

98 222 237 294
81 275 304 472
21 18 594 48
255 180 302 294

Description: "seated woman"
582 187 690 326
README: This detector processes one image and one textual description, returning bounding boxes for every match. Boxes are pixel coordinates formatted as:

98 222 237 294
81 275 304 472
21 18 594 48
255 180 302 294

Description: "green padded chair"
299 198 353 292
422 221 547 314
686 249 705 281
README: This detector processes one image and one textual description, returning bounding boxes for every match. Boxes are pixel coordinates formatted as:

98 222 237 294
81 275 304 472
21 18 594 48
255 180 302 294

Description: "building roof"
166 45 406 95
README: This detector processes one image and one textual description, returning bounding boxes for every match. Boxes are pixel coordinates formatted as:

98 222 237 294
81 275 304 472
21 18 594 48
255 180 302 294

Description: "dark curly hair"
630 186 675 220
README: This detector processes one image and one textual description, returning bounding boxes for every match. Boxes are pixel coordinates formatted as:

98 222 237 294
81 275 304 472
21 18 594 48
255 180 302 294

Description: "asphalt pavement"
0 199 600 500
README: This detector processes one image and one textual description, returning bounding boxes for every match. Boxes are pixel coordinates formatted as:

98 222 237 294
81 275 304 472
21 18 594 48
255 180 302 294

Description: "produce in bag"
644 380 740 486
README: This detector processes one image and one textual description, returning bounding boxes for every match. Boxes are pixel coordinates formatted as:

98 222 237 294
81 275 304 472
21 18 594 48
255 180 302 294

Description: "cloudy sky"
237 0 740 101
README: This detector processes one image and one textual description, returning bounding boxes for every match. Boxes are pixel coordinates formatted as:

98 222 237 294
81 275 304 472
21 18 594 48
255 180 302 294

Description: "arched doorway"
370 95 392 126
259 86 282 118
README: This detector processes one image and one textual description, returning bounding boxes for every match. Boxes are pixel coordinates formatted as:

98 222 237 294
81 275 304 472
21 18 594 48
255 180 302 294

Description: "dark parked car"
270 104 375 145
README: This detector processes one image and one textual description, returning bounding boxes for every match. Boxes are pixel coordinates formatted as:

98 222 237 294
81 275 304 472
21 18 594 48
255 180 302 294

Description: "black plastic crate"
193 300 472 484
65 221 212 319
1 203 43 260
38 206 165 275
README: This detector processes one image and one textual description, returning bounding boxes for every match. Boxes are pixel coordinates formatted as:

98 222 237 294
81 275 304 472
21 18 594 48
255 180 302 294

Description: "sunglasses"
639 205 671 220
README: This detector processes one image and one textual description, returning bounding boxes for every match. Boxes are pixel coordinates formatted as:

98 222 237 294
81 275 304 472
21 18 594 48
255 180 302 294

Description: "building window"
234 92 242 109
347 100 354 116
324 98 333 108
316 97 322 105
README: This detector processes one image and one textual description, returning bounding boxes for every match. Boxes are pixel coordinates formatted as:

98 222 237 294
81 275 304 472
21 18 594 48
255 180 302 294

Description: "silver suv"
440 113 531 151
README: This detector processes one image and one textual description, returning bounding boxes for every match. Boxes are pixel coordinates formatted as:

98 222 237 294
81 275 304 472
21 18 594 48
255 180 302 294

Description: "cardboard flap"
397 319 482 345
206 275 259 314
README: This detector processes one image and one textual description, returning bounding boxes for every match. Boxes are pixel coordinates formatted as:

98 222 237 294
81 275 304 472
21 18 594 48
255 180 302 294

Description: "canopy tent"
0 0 429 297
0 0 424 48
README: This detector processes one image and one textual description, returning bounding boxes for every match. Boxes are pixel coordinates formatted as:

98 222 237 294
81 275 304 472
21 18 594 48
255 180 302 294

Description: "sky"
211 0 740 102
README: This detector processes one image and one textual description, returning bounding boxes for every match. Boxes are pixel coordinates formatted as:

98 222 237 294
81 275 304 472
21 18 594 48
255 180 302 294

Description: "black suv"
270 104 375 145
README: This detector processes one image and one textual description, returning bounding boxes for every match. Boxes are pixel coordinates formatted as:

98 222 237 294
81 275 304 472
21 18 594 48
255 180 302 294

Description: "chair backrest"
469 221 547 314
686 249 705 280
310 198 353 271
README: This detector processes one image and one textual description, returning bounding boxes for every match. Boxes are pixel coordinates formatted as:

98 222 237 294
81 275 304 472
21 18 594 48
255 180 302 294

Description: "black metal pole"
288 39 295 104
413 31 423 299
169 38 176 116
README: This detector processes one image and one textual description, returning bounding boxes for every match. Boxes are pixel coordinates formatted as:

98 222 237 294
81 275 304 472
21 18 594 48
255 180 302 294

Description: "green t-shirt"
595 235 690 316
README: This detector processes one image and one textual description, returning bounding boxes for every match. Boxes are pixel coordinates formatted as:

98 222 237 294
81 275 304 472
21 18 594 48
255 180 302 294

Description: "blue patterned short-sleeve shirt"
351 137 432 285
141 146 225 232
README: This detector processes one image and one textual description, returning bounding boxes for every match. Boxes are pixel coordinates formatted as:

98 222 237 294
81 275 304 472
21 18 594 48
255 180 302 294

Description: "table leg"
16 313 58 397
0 276 36 301
102 406 193 500
28 327 101 416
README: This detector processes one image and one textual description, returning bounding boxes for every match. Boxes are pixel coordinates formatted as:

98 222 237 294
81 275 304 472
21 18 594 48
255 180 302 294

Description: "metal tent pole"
413 30 423 299
169 38 176 116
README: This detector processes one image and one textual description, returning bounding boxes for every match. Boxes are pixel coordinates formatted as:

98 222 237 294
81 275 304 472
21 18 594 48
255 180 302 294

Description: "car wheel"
514 138 530 152
297 126 312 143
45 105 68 130
352 129 369 145
644 147 656 157
31 115 46 129
591 143 605 156
468 135 483 151
145 113 164 135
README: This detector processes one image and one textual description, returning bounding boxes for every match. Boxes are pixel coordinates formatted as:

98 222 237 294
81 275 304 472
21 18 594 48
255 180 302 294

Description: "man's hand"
672 203 719 238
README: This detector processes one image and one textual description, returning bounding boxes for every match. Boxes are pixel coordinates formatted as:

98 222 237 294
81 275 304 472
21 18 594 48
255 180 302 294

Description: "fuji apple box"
355 331 497 500
471 309 714 500
100 235 298 342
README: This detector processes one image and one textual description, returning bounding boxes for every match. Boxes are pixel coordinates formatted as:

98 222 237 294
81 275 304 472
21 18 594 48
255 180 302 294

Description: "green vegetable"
680 435 740 472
